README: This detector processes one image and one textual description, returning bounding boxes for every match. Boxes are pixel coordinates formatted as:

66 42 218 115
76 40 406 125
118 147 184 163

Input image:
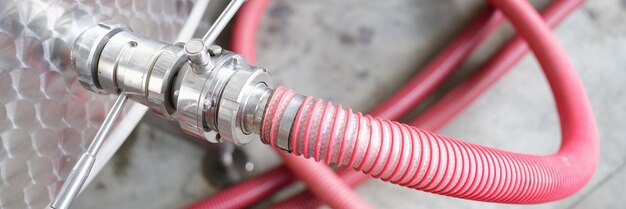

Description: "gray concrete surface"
76 0 626 208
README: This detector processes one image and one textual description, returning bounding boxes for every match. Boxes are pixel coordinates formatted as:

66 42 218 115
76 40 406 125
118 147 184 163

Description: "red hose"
266 90 371 208
187 2 501 209
411 0 585 131
192 5 503 209
184 166 295 209
186 0 594 207
278 153 372 209
261 0 598 203
271 169 369 209
231 0 269 65
234 0 371 208
272 0 586 207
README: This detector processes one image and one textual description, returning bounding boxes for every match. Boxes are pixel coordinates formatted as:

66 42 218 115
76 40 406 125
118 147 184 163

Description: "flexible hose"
234 0 371 208
184 166 295 209
271 0 586 207
186 0 594 207
411 0 585 131
278 153 372 209
231 0 269 65
261 0 598 203
270 167 369 209
188 5 504 209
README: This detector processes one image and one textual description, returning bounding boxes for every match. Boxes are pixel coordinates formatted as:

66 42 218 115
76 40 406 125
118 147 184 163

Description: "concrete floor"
76 0 626 208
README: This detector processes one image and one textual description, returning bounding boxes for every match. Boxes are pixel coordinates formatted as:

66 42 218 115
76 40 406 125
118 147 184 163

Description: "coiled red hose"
271 0 586 207
188 4 505 209
261 0 598 204
183 1 592 207
411 0 585 131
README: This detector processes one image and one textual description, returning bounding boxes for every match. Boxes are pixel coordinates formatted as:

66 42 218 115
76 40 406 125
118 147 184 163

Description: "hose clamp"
276 95 305 152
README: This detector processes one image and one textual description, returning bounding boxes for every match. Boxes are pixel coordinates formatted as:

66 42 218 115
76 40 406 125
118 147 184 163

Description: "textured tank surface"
0 0 194 208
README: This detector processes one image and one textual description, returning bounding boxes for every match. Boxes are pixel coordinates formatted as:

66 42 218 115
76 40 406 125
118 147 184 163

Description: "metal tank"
0 0 195 208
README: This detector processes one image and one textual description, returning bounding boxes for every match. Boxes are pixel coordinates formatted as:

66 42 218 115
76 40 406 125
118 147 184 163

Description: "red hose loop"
190 0 591 208
262 88 373 209
268 0 587 207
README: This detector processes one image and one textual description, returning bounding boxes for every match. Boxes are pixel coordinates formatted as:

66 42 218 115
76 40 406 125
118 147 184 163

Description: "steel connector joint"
72 23 126 94
73 24 187 119
72 24 275 145
172 52 274 144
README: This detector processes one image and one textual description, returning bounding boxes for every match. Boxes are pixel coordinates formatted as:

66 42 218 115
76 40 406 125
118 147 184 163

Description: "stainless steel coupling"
172 49 274 144
73 23 187 119
72 24 274 145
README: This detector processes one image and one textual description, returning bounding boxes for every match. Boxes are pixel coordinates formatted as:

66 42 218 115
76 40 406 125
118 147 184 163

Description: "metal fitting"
72 23 126 94
185 38 212 75
72 24 274 145
217 67 273 145
172 52 274 144
147 46 188 118
276 95 305 151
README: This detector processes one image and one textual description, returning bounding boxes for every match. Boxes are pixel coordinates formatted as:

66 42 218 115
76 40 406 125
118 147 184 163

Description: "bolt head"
185 39 206 55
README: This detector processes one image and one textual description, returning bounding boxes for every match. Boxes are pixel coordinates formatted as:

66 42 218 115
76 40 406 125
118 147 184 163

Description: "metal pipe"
202 0 246 47
51 93 128 209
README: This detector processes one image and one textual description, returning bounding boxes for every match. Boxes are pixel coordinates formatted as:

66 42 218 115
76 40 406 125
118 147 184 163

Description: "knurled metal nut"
72 24 127 94
217 69 273 145
147 45 186 119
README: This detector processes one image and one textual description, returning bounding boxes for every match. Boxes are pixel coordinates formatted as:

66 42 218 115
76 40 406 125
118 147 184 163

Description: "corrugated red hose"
261 0 598 204
184 3 504 209
234 0 371 208
271 0 586 207
183 1 592 207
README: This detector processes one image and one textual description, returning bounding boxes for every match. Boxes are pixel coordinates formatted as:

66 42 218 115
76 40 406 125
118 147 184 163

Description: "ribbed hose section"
268 0 587 208
261 87 372 209
262 86 593 204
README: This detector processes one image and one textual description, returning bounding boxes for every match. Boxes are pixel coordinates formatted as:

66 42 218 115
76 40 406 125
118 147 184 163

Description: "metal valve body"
73 23 274 145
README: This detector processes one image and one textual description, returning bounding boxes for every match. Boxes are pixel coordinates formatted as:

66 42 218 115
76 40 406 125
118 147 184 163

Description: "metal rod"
201 0 246 47
51 93 128 209
87 93 128 155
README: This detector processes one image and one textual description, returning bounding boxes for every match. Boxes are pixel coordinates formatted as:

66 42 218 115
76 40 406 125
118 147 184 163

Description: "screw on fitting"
72 23 275 146
185 38 212 74
72 23 127 94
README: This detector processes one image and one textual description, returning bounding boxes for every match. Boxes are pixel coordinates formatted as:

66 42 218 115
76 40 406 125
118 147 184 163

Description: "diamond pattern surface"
0 0 194 208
